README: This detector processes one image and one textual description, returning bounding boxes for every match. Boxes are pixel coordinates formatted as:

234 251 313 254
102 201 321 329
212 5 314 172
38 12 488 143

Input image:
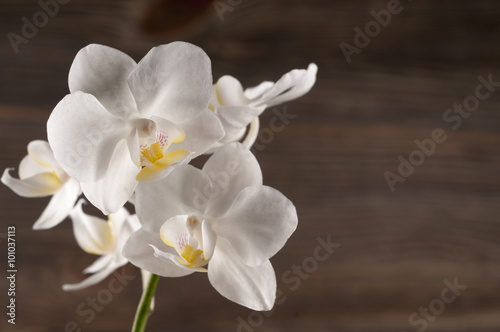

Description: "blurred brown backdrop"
1 0 500 331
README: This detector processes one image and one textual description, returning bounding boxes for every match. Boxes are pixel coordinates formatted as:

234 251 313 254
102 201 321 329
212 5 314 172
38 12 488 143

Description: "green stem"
132 273 160 332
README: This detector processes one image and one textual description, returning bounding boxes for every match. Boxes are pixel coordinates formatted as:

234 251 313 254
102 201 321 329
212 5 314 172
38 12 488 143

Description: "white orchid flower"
207 63 318 152
123 143 298 310
63 199 140 291
47 42 225 215
1 140 81 229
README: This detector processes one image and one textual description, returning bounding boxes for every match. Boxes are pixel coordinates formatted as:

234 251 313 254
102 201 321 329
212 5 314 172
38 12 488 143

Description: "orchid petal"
202 219 216 261
32 179 81 230
80 139 138 215
244 81 274 100
19 155 49 180
70 200 115 255
123 228 193 277
215 106 264 130
174 108 225 158
126 128 140 166
215 105 265 144
135 165 211 232
125 214 142 233
203 143 262 218
69 44 138 118
47 91 130 183
1 168 61 197
215 76 249 106
208 238 276 311
140 269 152 290
159 215 189 255
149 116 186 144
250 63 318 108
62 260 125 291
27 140 59 170
128 42 212 123
107 204 131 235
214 186 297 267
109 212 140 268
83 254 114 274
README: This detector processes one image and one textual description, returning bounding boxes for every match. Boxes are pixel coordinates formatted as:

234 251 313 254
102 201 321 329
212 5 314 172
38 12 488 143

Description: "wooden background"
1 0 500 331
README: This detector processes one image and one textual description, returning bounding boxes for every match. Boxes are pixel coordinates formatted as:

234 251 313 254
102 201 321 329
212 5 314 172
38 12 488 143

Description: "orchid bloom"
207 63 318 152
1 140 81 229
47 42 225 215
123 143 297 310
63 199 140 291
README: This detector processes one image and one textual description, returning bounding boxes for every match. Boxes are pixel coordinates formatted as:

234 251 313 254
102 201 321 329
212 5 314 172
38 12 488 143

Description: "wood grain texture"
1 0 500 331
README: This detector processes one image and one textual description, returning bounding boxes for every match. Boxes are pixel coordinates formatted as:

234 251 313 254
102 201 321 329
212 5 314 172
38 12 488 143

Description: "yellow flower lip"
141 142 164 164
136 149 190 182
160 215 210 270
135 119 189 182
179 244 207 268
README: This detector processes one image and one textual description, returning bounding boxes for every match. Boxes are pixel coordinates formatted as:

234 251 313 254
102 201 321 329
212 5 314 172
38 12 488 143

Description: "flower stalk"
132 273 160 332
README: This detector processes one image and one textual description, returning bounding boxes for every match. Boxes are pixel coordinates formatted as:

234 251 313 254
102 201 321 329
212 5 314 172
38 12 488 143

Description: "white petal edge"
32 179 81 230
215 76 250 106
214 185 298 267
1 168 61 197
135 165 211 232
251 63 318 108
215 105 264 145
128 42 212 123
203 142 262 218
47 91 130 183
208 237 276 311
70 199 115 255
19 155 49 180
202 219 216 261
83 254 114 274
80 139 138 215
27 140 59 172
69 44 138 118
62 260 125 292
244 81 274 100
174 108 225 159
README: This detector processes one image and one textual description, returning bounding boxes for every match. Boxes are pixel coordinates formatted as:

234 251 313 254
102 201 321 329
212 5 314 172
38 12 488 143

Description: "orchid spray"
2 41 317 331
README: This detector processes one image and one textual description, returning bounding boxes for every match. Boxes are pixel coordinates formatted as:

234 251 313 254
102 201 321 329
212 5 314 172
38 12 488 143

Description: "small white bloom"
47 42 225 215
63 199 140 291
1 140 81 229
123 143 297 310
208 63 318 150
